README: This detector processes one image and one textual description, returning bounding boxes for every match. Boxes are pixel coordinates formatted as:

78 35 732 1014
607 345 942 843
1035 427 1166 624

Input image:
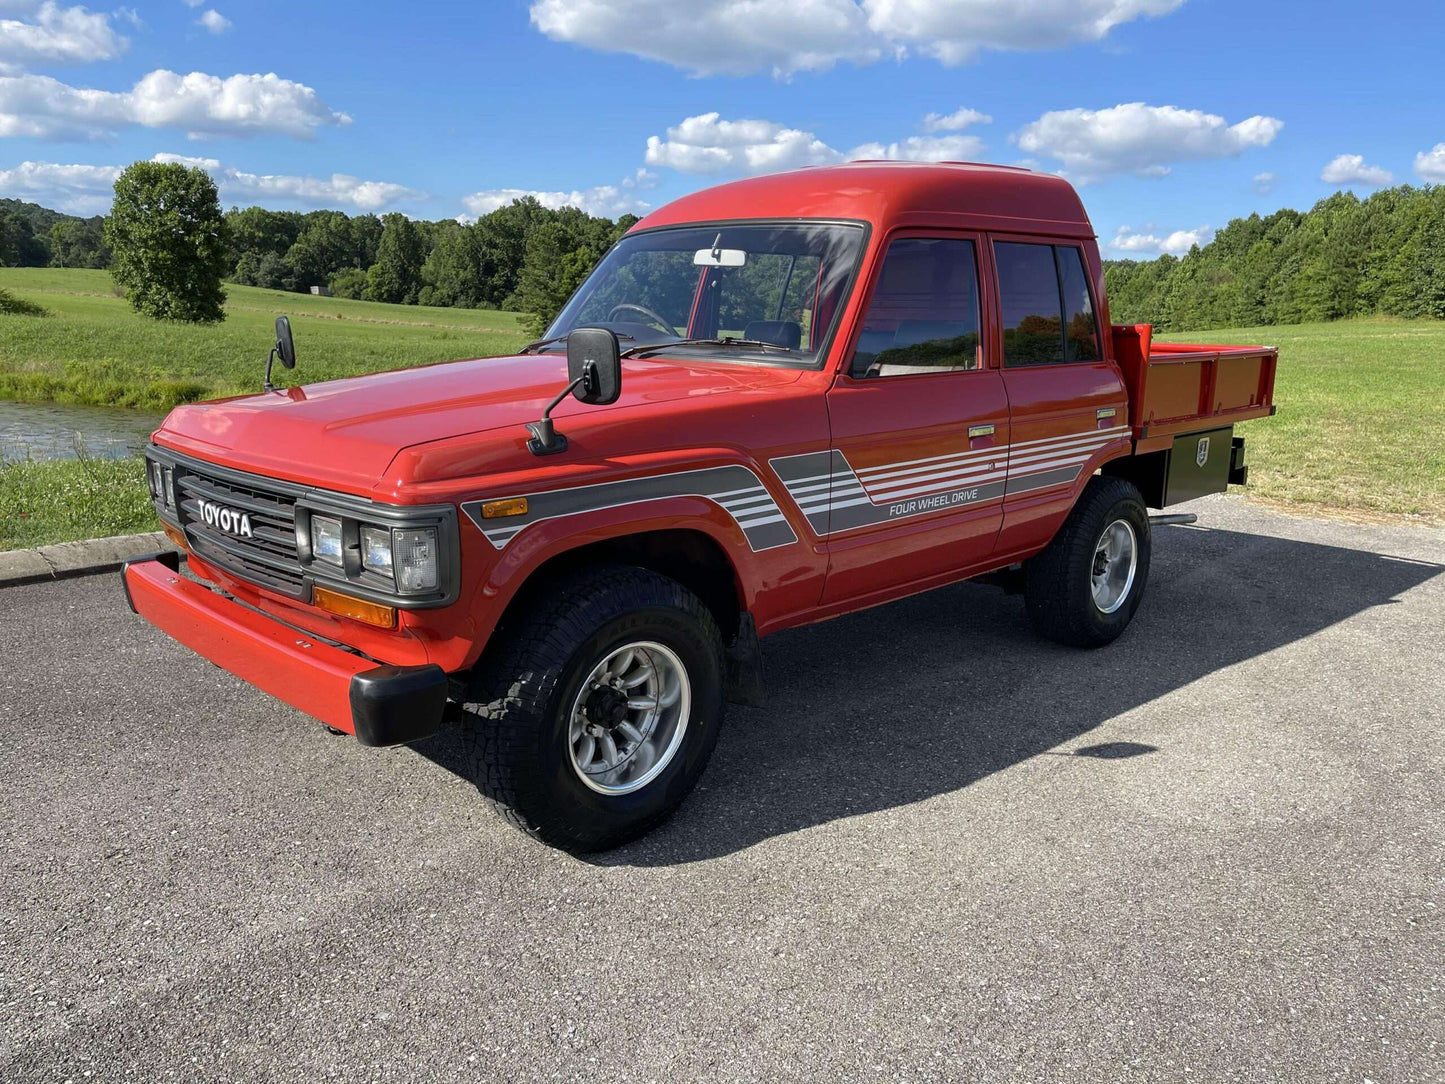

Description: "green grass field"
1158 321 1445 526
0 453 151 551
1 268 1442 548
0 267 530 410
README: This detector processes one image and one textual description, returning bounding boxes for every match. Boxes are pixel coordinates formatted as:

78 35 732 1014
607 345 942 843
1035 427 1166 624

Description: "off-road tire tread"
459 564 723 852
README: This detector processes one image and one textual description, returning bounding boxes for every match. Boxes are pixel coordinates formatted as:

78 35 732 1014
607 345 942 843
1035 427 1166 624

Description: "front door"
773 233 1011 605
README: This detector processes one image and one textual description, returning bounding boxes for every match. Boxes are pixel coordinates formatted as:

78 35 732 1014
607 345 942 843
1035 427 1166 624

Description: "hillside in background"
1105 185 1445 331
0 198 108 270
6 181 1445 335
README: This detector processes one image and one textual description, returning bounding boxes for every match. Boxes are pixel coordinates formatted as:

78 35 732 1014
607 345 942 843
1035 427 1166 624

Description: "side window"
1056 246 1100 362
996 242 1064 367
996 242 1102 366
851 238 981 377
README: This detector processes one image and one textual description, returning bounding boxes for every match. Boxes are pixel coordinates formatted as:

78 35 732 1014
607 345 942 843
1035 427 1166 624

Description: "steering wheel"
607 302 675 335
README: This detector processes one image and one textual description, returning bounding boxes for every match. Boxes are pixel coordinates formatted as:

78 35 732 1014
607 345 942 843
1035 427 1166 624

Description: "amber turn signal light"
313 585 397 629
163 524 187 551
481 497 528 519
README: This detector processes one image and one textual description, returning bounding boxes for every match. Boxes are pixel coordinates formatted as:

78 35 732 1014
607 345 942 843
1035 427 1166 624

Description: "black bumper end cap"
120 550 182 614
349 663 449 747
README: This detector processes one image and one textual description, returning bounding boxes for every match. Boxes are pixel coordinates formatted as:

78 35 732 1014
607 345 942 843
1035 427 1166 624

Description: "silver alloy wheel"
1090 518 1138 614
567 641 691 795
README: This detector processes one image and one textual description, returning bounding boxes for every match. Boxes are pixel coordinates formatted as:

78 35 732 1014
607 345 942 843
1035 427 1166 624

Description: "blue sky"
2 0 1443 256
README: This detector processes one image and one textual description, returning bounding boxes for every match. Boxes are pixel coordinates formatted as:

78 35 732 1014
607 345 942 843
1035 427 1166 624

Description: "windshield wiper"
519 331 634 355
620 336 795 360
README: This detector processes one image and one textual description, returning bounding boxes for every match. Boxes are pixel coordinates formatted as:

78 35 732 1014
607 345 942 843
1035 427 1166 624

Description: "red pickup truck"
125 162 1278 851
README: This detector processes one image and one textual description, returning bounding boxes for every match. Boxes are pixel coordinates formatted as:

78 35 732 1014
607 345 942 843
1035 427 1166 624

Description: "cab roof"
633 161 1094 239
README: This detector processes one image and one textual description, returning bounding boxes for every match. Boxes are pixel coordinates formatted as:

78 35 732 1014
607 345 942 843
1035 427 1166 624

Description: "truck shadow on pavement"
414 523 1441 865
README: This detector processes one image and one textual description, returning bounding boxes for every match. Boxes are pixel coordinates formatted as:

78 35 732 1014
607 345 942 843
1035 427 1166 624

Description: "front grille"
175 465 306 597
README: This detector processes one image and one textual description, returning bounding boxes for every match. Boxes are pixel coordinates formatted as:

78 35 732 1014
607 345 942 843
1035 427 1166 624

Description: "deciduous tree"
105 161 230 323
363 213 426 304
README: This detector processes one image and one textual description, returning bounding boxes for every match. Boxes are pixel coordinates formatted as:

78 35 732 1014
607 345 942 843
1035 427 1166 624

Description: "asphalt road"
2 496 1441 1083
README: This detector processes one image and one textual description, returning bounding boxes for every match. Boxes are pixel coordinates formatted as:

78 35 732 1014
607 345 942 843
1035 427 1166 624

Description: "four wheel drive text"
122 161 1278 851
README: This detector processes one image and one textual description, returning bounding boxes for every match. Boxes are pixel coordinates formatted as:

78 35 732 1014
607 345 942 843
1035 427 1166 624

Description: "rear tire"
459 564 725 853
1024 476 1151 648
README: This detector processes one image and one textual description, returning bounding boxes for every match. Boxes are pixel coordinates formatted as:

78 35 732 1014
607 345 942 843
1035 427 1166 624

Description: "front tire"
1024 476 1151 648
459 565 725 852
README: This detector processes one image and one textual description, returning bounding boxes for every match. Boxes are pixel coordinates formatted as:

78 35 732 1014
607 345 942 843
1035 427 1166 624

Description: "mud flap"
724 612 766 708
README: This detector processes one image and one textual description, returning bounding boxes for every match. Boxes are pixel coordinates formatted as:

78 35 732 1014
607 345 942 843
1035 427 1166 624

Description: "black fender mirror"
526 328 624 455
566 327 621 405
263 315 297 391
275 315 296 369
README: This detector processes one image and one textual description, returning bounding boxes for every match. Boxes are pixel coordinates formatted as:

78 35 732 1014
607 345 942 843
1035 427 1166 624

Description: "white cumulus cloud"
197 9 230 33
1252 171 1276 195
645 113 843 175
0 68 351 140
462 169 657 218
0 155 421 214
850 133 986 162
1415 143 1445 183
1319 153 1392 188
220 169 418 212
0 158 121 213
151 152 222 170
1109 224 1214 256
530 0 1185 77
1013 102 1283 183
920 106 991 133
862 0 1185 64
645 109 993 177
0 2 127 74
531 0 878 77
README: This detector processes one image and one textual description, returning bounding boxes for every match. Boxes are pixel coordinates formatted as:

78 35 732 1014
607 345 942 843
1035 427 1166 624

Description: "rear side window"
996 242 1064 367
996 242 1101 367
1057 247 1100 362
851 238 981 377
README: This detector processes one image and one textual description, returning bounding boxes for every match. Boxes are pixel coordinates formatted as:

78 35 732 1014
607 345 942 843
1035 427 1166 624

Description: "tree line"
225 198 636 333
1104 185 1445 330
3 164 638 334
1 198 111 270
7 164 1445 334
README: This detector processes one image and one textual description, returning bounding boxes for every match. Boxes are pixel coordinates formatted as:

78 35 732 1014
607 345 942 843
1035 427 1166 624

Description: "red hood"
153 353 804 495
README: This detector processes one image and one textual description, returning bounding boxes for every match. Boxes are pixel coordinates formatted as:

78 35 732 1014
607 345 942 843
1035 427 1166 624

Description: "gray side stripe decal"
771 426 1128 537
1005 465 1084 496
768 450 841 537
772 450 1006 536
462 465 799 553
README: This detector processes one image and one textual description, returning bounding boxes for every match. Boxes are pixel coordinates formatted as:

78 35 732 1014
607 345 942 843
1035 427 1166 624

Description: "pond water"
0 400 164 462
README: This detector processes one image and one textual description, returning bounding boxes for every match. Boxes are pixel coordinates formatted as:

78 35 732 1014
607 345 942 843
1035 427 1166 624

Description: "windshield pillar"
686 266 720 339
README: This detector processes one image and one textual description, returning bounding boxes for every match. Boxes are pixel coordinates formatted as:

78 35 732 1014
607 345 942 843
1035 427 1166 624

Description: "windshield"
543 222 866 366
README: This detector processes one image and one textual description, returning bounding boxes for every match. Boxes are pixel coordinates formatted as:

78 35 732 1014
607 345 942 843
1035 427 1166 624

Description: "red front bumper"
122 556 447 744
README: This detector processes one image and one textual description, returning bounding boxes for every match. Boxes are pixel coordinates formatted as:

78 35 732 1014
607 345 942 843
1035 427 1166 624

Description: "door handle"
968 424 995 439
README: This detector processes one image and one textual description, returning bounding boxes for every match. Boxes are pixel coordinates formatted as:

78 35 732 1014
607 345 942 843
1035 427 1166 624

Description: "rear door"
784 232 1011 604
990 238 1128 555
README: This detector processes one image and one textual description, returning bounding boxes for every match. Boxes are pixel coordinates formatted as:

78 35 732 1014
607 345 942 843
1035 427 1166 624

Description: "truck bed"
1111 324 1278 452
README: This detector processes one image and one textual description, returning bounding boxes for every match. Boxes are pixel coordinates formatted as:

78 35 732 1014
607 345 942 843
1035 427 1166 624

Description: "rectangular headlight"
162 466 175 509
393 527 438 594
311 514 343 565
360 526 393 577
